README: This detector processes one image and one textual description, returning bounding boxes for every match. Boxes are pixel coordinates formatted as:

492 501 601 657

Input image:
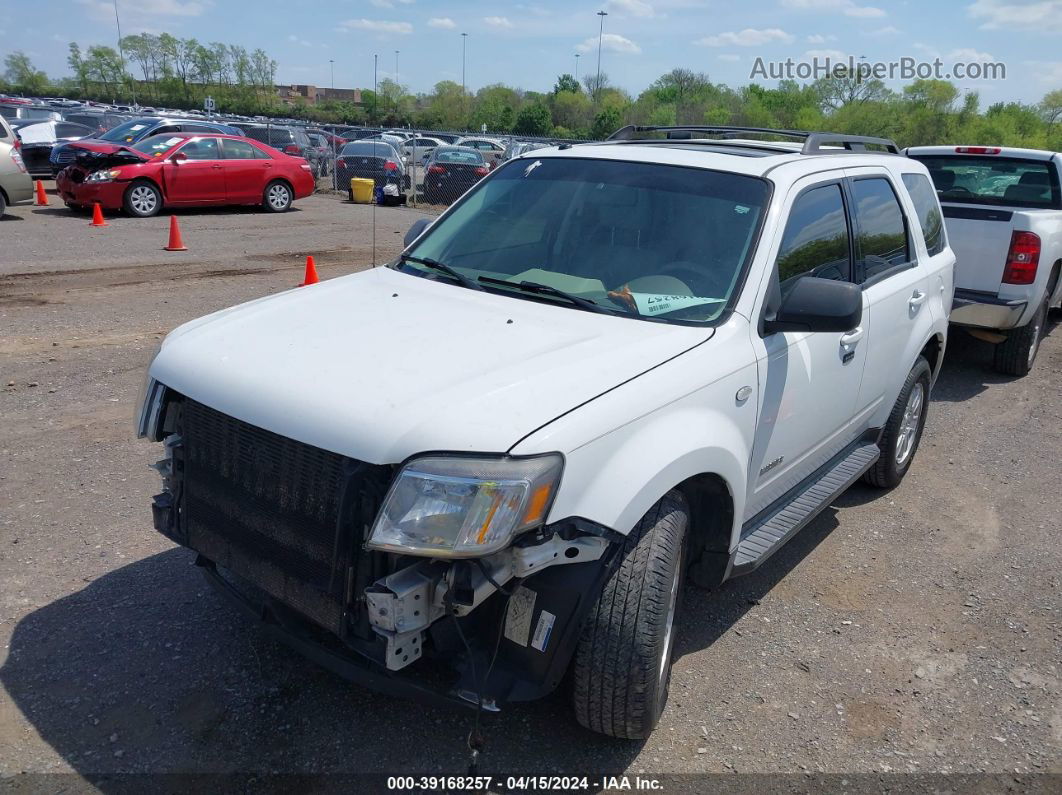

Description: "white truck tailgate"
940 204 1017 293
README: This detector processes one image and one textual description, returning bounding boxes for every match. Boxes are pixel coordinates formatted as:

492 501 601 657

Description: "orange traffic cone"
164 215 187 251
34 180 48 206
301 255 319 286
89 202 108 227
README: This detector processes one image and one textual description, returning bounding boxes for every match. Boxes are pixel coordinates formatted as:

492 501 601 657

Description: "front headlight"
367 454 564 558
85 169 121 183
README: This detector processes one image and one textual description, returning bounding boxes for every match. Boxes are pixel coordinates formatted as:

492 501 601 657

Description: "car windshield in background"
912 155 1062 210
131 135 184 156
99 119 153 143
341 142 398 158
401 157 769 324
435 149 484 164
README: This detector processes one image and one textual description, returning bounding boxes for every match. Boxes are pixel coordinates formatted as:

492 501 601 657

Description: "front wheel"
864 356 932 488
993 299 1046 377
263 180 292 213
571 491 688 739
123 180 161 217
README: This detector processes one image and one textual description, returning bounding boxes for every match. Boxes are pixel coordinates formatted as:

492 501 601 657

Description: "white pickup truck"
906 146 1062 376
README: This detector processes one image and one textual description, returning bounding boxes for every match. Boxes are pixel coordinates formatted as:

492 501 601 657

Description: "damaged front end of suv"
138 382 622 712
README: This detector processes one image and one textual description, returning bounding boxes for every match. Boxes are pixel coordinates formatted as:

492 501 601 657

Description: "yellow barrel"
350 178 374 204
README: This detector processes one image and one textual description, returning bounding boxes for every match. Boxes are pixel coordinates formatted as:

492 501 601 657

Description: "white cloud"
287 34 312 47
608 0 655 16
483 16 514 28
968 0 1062 30
717 53 741 61
575 33 642 54
867 24 900 34
805 48 849 61
428 17 456 29
1024 59 1062 83
339 19 413 34
781 0 886 19
370 0 415 7
695 28 794 46
949 47 997 61
806 33 837 43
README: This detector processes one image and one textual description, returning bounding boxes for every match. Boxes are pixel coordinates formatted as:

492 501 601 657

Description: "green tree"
4 52 49 94
1039 89 1062 124
513 102 553 136
553 73 581 94
550 89 592 133
590 105 623 139
67 43 89 95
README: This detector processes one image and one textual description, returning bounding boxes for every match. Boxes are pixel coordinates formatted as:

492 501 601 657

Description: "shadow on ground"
1 503 843 783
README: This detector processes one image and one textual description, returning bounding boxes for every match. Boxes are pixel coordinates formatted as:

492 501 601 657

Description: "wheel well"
266 177 293 193
126 177 161 194
676 473 734 589
1048 260 1062 301
0 186 9 206
920 334 944 382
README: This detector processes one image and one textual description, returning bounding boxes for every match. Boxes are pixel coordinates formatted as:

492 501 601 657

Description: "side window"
178 137 221 160
901 173 945 257
153 125 179 136
221 139 259 160
850 178 910 280
776 183 851 294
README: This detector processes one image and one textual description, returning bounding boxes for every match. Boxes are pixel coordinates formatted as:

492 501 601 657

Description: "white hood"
150 267 712 463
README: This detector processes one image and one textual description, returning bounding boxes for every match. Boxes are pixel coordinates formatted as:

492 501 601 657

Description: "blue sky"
8 0 1062 104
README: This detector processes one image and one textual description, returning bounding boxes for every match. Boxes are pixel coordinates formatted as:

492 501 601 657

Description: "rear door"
844 168 934 428
163 137 226 204
220 137 270 203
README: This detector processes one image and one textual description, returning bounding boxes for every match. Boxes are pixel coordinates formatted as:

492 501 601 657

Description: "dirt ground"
0 188 1059 785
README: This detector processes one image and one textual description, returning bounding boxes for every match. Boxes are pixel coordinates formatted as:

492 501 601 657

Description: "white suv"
137 126 953 739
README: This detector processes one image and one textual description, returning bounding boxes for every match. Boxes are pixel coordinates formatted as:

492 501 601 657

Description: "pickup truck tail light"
955 146 1001 155
1002 231 1040 285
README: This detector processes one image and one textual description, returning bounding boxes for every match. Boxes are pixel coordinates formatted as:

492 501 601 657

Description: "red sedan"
56 133 316 217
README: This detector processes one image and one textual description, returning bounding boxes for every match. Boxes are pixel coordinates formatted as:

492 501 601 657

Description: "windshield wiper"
399 254 483 291
477 277 618 314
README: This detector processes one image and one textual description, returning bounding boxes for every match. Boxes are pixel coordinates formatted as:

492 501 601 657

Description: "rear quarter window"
901 173 946 257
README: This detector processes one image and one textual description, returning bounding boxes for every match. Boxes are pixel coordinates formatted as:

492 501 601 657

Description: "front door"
163 137 226 204
746 176 870 520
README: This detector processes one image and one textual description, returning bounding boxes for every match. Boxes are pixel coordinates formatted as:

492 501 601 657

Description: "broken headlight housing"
367 454 563 558
85 169 121 183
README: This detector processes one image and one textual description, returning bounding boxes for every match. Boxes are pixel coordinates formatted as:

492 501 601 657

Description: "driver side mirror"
763 276 862 334
170 151 187 163
403 217 432 248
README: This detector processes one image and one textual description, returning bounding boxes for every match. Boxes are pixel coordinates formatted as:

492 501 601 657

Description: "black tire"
263 180 292 213
572 491 688 739
864 356 932 489
123 180 162 218
0 191 7 218
993 299 1047 377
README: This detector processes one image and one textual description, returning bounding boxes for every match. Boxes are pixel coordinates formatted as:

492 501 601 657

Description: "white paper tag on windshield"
630 293 724 316
504 586 537 647
163 137 182 147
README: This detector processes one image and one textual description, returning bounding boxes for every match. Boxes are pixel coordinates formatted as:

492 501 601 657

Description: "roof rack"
605 125 900 155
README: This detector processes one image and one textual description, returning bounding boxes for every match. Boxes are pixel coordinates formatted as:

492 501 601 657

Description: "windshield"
911 155 1061 210
99 119 154 143
401 157 769 323
131 134 184 156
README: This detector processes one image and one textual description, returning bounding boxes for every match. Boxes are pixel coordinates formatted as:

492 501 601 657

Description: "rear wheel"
0 191 7 218
864 356 931 488
263 180 292 213
123 180 161 217
993 299 1046 377
571 491 688 739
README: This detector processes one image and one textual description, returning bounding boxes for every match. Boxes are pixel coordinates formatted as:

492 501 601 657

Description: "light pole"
395 50 399 86
112 0 136 106
329 59 334 91
595 10 607 100
373 53 378 122
574 53 580 83
461 32 468 96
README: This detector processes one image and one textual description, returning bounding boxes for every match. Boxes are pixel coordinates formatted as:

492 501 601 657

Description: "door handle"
909 290 928 309
211 164 222 169
839 327 864 346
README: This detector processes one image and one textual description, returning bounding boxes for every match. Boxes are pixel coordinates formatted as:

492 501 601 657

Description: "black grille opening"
180 399 390 634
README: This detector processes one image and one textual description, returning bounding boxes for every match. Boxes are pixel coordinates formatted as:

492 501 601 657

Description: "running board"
731 442 880 577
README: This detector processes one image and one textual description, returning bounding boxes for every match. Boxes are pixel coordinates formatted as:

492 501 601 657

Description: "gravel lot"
1 190 1059 784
